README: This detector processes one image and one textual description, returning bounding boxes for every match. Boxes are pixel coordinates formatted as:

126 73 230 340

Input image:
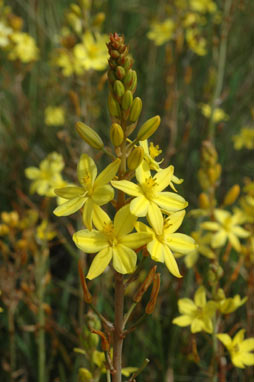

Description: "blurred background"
0 0 253 381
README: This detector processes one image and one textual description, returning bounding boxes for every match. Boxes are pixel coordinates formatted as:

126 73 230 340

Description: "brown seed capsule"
145 273 160 315
133 266 157 303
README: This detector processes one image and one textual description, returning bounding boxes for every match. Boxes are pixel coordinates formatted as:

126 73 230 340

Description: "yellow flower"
200 103 229 123
73 205 152 279
215 289 247 314
217 329 254 368
0 21 11 47
172 286 217 333
25 152 65 197
139 140 162 171
136 210 196 277
8 32 39 62
190 0 217 14
147 19 175 46
232 127 254 150
54 49 84 77
112 163 188 233
44 106 65 126
73 32 108 71
54 154 120 230
36 220 57 242
186 28 206 56
201 209 250 252
176 231 215 268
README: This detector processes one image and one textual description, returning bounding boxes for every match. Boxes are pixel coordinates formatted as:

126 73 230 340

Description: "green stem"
208 0 232 141
8 307 16 382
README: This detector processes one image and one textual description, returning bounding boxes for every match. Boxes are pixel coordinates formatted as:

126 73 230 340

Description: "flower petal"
120 232 152 249
87 247 112 279
166 233 196 254
94 158 120 187
153 165 174 192
164 210 186 234
191 318 204 333
112 245 137 274
228 233 241 252
54 186 85 199
92 204 111 231
231 226 250 238
164 245 182 278
216 333 232 350
73 230 108 253
92 184 114 205
178 298 197 314
172 315 192 327
147 239 165 262
82 198 94 230
78 154 97 186
194 286 206 308
111 180 141 197
114 204 136 236
147 202 163 234
240 338 254 352
154 192 188 212
53 196 86 216
214 209 230 224
25 167 40 179
130 196 149 217
211 230 227 248
136 161 151 184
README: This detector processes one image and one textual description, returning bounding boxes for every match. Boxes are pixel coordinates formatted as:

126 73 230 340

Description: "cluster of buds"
107 33 160 171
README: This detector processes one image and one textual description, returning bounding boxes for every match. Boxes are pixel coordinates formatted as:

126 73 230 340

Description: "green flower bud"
110 123 124 146
121 90 133 111
129 97 142 122
75 121 104 149
113 80 125 99
223 184 240 206
116 66 126 80
123 56 133 70
136 115 160 141
108 69 116 83
127 146 144 170
123 69 134 88
108 92 121 118
110 49 120 58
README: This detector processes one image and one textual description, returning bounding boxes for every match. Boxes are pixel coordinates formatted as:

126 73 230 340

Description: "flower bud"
223 184 240 206
136 116 160 141
108 92 121 118
110 123 124 146
78 368 93 382
91 329 110 351
113 80 125 99
133 266 157 303
76 121 104 150
145 273 160 315
121 90 133 111
129 97 142 122
108 69 116 83
0 224 9 236
127 146 144 170
128 71 137 93
123 69 134 88
198 193 210 209
92 12 105 27
116 66 126 80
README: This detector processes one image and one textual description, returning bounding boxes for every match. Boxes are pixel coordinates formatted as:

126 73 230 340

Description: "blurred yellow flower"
217 329 254 368
73 32 108 71
232 127 254 150
147 19 175 46
25 152 65 197
173 286 217 333
215 289 247 314
8 32 39 62
201 209 250 252
186 28 206 56
36 220 57 241
190 0 217 14
45 106 65 126
0 21 11 47
136 210 196 278
200 103 229 123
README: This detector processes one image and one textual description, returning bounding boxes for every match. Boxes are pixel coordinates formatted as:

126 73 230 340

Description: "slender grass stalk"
208 0 232 141
8 306 16 382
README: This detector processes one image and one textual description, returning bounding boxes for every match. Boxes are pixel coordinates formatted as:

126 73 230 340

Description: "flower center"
142 177 156 199
103 223 118 247
82 174 93 195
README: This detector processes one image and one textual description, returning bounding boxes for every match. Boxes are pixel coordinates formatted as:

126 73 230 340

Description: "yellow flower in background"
186 28 206 56
215 289 247 314
200 103 229 123
190 0 217 14
54 154 120 230
36 220 57 242
8 32 39 62
176 231 215 268
147 19 175 46
136 211 196 278
0 21 11 47
54 49 84 77
45 106 65 126
73 32 108 71
73 205 152 279
217 329 254 368
201 209 250 252
232 127 254 150
25 152 65 197
172 286 217 333
112 163 188 233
